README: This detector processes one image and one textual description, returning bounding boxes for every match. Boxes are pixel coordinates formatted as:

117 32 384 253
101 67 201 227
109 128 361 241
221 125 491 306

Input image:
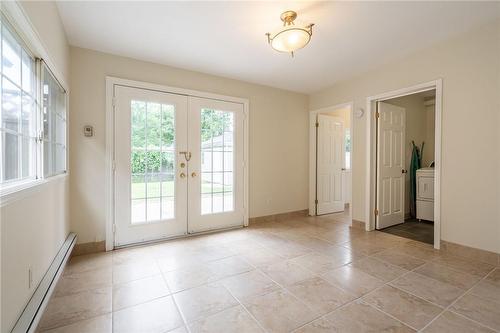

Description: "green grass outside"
131 181 231 199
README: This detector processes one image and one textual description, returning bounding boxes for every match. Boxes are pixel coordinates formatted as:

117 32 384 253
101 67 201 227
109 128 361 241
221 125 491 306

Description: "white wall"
310 20 500 254
0 2 70 332
69 47 309 244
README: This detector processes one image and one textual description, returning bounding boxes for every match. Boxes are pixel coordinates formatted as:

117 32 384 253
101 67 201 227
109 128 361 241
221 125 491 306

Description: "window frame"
0 9 69 202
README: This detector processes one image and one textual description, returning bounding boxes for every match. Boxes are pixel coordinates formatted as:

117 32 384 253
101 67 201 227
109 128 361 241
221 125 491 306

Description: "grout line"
418 266 498 332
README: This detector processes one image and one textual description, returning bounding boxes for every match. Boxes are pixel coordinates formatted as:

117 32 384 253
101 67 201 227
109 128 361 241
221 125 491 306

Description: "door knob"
402 169 408 174
180 172 186 179
191 172 197 178
180 162 186 168
341 168 346 171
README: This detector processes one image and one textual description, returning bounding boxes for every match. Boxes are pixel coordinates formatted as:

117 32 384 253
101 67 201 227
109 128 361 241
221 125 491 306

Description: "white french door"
376 102 406 229
114 85 245 246
187 97 245 233
316 114 345 215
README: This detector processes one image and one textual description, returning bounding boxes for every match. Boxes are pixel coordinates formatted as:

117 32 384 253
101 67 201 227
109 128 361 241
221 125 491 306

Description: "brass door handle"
180 172 186 179
191 172 197 178
402 169 408 174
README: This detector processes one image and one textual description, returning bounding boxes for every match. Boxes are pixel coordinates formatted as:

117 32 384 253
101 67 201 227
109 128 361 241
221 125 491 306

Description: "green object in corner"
409 141 422 218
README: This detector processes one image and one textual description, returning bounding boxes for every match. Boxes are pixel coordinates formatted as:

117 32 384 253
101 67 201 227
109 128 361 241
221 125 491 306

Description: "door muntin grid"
200 109 234 215
130 100 176 224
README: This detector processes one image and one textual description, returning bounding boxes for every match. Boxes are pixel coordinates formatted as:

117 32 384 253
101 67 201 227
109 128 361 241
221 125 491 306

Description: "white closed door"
376 102 406 229
317 114 345 215
114 86 245 246
187 97 245 233
114 85 188 246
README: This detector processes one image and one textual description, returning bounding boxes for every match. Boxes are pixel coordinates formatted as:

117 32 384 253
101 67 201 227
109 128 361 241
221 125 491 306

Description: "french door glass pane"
200 109 234 215
130 100 176 224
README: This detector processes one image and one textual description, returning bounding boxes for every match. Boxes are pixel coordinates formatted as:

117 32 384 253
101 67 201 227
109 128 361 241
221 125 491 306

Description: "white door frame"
105 76 249 251
309 102 354 219
365 79 442 249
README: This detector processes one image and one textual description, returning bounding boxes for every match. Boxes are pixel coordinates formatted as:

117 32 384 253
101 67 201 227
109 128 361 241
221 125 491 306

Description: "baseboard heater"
11 233 77 333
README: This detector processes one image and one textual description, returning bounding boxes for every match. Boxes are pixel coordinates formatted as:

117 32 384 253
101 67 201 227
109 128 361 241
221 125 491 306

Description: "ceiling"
56 1 500 93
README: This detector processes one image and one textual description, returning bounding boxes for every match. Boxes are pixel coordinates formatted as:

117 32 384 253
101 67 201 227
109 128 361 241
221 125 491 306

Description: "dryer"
416 168 434 221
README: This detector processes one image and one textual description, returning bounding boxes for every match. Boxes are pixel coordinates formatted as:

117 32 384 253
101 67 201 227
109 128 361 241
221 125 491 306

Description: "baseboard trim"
249 209 308 224
12 233 77 333
72 240 106 256
441 240 499 266
351 219 365 229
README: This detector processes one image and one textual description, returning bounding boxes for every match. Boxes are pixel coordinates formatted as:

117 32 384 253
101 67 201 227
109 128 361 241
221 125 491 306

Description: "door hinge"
315 122 319 128
374 209 379 216
315 199 318 204
112 224 116 234
375 111 380 119
112 160 116 171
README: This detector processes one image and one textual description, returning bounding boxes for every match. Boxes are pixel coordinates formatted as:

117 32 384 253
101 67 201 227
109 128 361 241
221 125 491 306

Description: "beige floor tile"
414 262 480 289
433 255 495 278
469 280 500 304
163 263 218 293
260 260 316 286
173 283 238 323
485 268 500 285
38 287 112 331
374 249 426 270
392 243 441 261
221 270 280 301
363 285 442 330
321 300 415 332
321 265 384 297
287 277 355 315
54 266 112 297
188 305 264 333
112 259 161 284
166 326 188 333
112 246 154 265
390 272 464 307
208 255 254 278
63 253 112 276
156 253 205 273
422 311 495 333
39 314 111 333
243 289 319 333
450 293 500 330
340 239 389 256
189 244 236 262
265 242 312 260
293 317 337 333
113 296 183 333
290 252 350 274
350 257 407 282
238 247 284 267
113 274 170 311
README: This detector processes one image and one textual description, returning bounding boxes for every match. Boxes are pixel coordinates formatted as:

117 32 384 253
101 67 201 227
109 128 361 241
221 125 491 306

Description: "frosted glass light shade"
269 27 312 53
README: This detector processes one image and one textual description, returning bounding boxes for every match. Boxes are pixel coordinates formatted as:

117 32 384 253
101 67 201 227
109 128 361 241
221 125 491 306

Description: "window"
345 128 351 170
1 18 37 185
42 63 66 177
0 15 67 193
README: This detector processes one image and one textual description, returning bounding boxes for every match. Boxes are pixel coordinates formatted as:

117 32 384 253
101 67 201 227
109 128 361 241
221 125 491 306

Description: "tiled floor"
38 211 500 333
381 219 434 245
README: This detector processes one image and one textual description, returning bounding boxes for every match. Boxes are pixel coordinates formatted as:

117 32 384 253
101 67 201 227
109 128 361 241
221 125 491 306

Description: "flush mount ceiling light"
266 11 314 57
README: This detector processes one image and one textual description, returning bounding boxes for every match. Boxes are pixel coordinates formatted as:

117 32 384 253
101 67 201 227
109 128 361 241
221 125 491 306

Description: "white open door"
316 114 345 215
376 102 406 229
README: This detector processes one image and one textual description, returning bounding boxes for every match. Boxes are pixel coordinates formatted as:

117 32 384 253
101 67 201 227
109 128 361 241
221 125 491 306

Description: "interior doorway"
365 80 442 249
309 103 353 217
107 78 248 249
375 90 436 245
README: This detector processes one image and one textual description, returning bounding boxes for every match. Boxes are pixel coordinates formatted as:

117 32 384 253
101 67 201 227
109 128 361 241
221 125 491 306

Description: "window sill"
0 173 68 207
